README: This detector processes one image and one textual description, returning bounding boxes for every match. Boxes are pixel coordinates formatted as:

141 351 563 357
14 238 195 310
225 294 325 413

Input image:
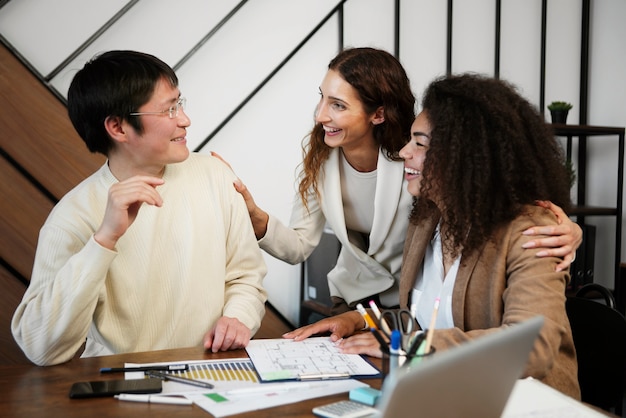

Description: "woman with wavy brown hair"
217 49 581 315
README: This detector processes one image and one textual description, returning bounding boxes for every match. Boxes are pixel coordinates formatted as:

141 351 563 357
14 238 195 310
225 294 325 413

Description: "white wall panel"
0 0 128 76
451 0 496 75
500 0 543 107
589 0 626 127
344 0 395 52
545 0 581 122
399 0 448 108
48 0 242 98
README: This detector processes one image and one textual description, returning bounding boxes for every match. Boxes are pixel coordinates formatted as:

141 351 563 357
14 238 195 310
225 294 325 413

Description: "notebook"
373 316 544 418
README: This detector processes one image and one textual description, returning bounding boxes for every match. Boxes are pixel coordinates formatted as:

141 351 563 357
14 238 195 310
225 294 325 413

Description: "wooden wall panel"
0 156 53 279
0 45 104 200
0 265 29 365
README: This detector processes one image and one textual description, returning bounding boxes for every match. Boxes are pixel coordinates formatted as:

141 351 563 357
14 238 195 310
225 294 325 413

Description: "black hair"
67 50 178 155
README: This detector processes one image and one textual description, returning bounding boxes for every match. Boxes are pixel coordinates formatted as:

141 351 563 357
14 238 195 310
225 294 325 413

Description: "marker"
145 370 214 389
389 330 402 375
115 394 193 405
368 300 392 334
100 364 188 373
370 328 390 354
356 303 377 329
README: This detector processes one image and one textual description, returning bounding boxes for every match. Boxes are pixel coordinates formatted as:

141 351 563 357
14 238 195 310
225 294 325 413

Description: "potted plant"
547 101 573 124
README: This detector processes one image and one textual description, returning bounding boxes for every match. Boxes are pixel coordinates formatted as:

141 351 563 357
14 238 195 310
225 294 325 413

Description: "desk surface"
1 346 382 417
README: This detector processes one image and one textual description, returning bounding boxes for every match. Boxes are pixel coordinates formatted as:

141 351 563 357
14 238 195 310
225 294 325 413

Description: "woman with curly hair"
218 48 581 315
285 73 580 398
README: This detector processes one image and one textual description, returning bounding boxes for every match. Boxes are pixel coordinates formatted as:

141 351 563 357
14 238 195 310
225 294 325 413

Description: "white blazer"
259 147 412 305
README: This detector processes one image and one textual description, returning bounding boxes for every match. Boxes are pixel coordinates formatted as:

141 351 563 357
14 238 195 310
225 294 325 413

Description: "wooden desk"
0 346 382 417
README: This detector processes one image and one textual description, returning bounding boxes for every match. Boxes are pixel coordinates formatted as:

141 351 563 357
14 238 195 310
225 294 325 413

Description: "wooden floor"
254 302 294 339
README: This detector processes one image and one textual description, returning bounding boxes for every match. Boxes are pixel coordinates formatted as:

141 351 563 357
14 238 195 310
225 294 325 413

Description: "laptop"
372 316 544 418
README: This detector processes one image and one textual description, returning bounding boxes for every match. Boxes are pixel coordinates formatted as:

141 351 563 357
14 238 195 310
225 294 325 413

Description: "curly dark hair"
410 73 572 258
298 47 416 208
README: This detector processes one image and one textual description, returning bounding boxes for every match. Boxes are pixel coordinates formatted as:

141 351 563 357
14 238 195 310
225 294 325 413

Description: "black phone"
68 378 163 398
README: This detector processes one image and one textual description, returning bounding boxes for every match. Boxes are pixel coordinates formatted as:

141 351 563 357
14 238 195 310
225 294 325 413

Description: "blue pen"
389 330 402 376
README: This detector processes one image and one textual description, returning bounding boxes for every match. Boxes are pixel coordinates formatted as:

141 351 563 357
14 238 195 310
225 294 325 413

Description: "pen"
423 297 440 354
145 370 214 389
370 328 390 354
114 394 193 405
368 300 392 334
298 373 350 380
356 303 377 329
100 364 188 373
224 382 311 396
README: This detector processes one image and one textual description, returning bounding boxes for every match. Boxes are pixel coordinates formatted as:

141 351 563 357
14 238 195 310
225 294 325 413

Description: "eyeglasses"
129 97 186 119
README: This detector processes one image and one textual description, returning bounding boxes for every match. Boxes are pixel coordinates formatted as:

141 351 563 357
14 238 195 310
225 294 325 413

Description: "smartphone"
68 378 162 399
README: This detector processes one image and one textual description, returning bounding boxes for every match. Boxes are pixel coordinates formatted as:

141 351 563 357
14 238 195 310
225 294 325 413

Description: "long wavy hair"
410 73 572 258
298 47 416 208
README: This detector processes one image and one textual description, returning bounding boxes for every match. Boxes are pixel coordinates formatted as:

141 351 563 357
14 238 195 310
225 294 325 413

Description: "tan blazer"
399 205 580 399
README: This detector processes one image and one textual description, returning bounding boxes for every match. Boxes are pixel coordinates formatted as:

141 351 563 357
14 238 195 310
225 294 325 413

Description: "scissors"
380 309 418 350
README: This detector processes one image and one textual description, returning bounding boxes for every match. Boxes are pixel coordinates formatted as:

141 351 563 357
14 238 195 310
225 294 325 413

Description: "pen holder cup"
381 347 436 381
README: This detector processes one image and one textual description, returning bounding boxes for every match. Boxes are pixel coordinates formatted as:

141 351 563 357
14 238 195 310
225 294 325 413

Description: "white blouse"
410 224 460 330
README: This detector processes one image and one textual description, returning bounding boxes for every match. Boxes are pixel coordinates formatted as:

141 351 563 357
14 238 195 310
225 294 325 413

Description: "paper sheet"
245 337 381 381
124 357 370 417
502 378 608 417
188 379 367 417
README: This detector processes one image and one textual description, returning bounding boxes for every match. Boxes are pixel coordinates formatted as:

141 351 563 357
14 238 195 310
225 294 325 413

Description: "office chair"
299 230 340 326
566 283 626 416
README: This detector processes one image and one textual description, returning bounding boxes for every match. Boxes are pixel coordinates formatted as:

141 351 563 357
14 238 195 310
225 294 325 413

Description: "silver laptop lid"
375 316 544 418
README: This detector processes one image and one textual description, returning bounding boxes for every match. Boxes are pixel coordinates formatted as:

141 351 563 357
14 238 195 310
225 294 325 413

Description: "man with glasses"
11 50 267 366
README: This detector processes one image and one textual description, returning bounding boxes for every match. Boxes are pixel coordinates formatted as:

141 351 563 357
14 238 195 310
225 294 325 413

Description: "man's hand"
94 176 164 250
203 316 251 353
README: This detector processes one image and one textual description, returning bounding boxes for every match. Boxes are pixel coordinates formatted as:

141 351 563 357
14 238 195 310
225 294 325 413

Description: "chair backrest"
566 284 626 415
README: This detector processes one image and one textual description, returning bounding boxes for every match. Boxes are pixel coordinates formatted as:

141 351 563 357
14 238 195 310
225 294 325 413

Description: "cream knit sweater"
12 153 267 365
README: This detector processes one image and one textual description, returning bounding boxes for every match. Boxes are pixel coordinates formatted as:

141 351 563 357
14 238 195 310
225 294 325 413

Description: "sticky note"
205 393 228 403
